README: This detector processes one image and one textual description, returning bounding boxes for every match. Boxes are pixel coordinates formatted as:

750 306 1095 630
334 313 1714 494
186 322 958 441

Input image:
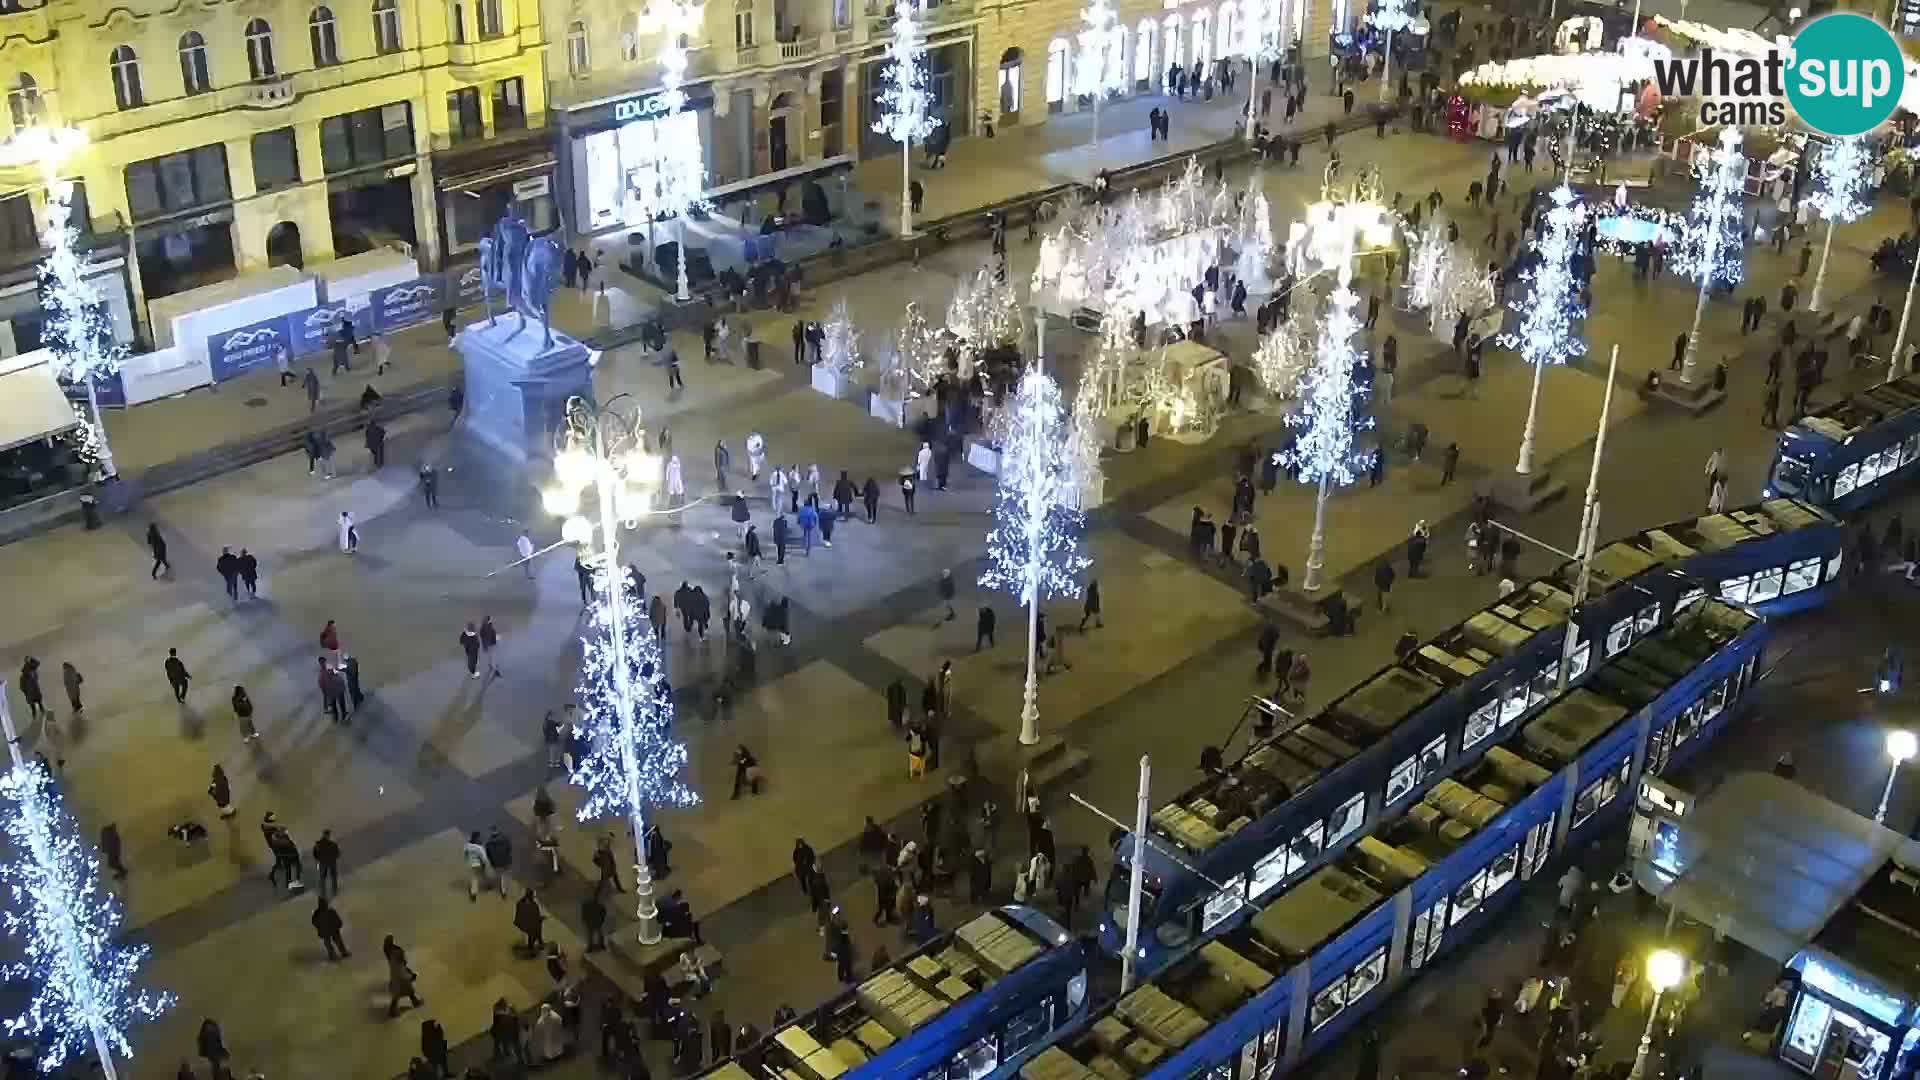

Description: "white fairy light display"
641 0 707 302
1498 185 1587 475
979 369 1090 745
1280 285 1374 591
1253 309 1313 400
948 262 1023 367
895 300 949 392
819 297 860 374
1370 0 1414 101
1429 254 1496 337
1806 135 1873 313
1672 126 1746 386
1239 0 1285 142
871 0 936 237
0 757 172 1079
1405 217 1450 310
1076 0 1125 146
38 177 124 479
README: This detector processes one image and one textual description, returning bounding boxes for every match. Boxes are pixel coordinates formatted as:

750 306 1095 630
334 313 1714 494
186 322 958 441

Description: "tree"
1075 0 1125 146
570 566 697 942
1672 127 1746 386
1405 217 1451 310
1497 184 1586 475
947 262 1022 368
1280 284 1373 591
1253 310 1313 400
979 370 1090 744
871 0 935 237
38 180 124 480
1807 135 1872 313
0 758 171 1079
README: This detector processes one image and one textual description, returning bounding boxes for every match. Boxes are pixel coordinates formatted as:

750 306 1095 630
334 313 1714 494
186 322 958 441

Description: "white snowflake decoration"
1807 135 1872 225
979 370 1091 606
1280 286 1374 487
1498 185 1587 370
1672 127 1747 291
1253 311 1313 399
820 297 860 374
871 1 936 147
570 568 698 827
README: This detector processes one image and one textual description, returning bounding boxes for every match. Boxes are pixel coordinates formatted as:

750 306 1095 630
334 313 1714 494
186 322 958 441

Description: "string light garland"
38 178 123 479
641 0 707 301
872 0 935 236
979 369 1090 744
1499 185 1586 474
1280 286 1374 492
1807 135 1873 313
0 759 172 1076
1673 127 1747 385
819 297 861 375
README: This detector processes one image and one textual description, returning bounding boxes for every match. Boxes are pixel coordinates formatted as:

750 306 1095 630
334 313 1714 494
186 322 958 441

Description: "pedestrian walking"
338 511 358 553
385 937 423 1017
238 548 259 597
514 888 546 950
165 648 192 702
582 889 609 953
208 764 235 818
304 367 321 412
422 1020 452 1078
1374 561 1395 611
148 522 172 578
1080 579 1103 629
463 831 490 901
217 547 240 601
592 833 625 894
313 828 341 895
459 623 481 678
17 656 42 722
312 896 350 960
714 439 731 491
99 822 126 877
197 1019 230 1080
938 568 957 620
62 661 83 713
863 476 881 522
478 615 500 676
1440 443 1459 485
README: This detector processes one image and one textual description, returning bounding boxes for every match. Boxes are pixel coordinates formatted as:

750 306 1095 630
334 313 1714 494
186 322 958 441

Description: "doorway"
769 91 793 172
265 220 303 268
999 47 1023 124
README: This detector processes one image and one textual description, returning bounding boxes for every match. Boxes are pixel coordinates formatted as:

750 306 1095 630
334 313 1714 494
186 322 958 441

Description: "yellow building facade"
0 0 549 341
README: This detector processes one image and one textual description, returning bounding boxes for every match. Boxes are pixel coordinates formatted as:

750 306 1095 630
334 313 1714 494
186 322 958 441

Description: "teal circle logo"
1786 13 1905 136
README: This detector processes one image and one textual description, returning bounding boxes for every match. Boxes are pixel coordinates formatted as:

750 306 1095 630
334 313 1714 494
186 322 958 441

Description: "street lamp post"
1890 247 1920 381
542 396 669 943
1630 949 1687 1080
643 0 704 303
1877 729 1917 825
1678 127 1746 388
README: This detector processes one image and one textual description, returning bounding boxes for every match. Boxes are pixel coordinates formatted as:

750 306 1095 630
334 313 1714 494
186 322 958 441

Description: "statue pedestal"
454 316 595 466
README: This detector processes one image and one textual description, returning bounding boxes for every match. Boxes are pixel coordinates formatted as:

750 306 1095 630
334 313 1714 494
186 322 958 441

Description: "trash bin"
745 338 762 370
80 492 101 530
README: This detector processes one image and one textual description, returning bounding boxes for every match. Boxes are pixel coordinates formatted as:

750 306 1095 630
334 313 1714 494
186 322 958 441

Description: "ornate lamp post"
1630 949 1686 1080
643 0 706 302
1878 729 1917 825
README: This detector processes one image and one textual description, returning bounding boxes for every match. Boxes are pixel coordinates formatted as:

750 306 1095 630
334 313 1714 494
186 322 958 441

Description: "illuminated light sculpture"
641 0 708 302
1240 0 1285 141
1405 217 1450 310
0 736 172 1079
546 397 696 944
5 128 120 479
1806 135 1873 314
1076 0 1126 148
819 297 861 375
871 0 936 238
1370 0 1414 102
1672 126 1746 388
1252 308 1312 401
947 262 1024 371
1498 185 1587 476
979 369 1090 745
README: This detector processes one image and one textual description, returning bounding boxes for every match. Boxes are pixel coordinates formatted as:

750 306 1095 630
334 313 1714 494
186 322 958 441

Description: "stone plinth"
454 315 595 465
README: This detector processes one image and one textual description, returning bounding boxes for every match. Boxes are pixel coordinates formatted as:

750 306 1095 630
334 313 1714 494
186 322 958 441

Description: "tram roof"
1790 374 1920 444
1045 602 1760 1080
1562 499 1836 600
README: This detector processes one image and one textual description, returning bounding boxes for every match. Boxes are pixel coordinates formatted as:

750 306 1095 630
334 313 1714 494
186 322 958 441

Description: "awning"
438 152 557 194
0 353 78 453
705 154 855 207
1637 772 1918 964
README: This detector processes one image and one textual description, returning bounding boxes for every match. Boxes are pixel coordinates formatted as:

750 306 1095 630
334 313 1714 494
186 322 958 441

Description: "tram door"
1629 777 1692 885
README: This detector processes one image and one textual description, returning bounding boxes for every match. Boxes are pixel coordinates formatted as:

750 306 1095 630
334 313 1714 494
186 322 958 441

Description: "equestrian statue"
477 214 565 349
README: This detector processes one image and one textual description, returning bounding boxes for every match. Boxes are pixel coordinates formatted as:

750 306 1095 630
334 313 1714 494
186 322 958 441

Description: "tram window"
1450 869 1489 924
1568 643 1592 682
1203 874 1247 932
1573 776 1606 828
1286 820 1326 876
1417 733 1448 781
1678 587 1707 611
1486 843 1521 895
1636 602 1660 636
1327 793 1366 845
1464 699 1500 748
1528 664 1554 708
1002 999 1054 1058
1251 846 1289 900
1606 618 1633 657
1348 946 1387 1004
1904 434 1920 467
1205 1064 1231 1080
1836 463 1861 498
1257 1021 1283 1080
1498 681 1528 725
1239 1037 1260 1080
1748 567 1784 603
1673 701 1703 743
1719 573 1752 604
1870 449 1896 483
1386 756 1420 805
1784 557 1821 595
1524 815 1556 876
1310 979 1349 1031
1705 678 1730 721
1827 550 1844 582
949 1033 999 1080
1410 903 1442 968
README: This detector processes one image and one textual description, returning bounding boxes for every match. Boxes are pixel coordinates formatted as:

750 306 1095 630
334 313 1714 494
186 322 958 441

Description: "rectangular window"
1748 567 1785 604
447 87 483 143
492 77 526 132
1826 550 1844 582
1784 557 1821 595
1705 677 1730 721
735 6 754 46
1904 433 1920 468
1572 759 1630 829
1720 573 1752 604
1449 869 1488 925
1836 462 1861 498
1528 665 1554 709
1605 618 1633 657
251 127 299 191
321 103 414 173
1673 700 1705 744
1485 843 1521 895
1409 904 1442 968
1001 999 1053 1059
124 144 230 222
1465 698 1499 749
1567 643 1592 684
0 192 36 254
1522 815 1555 877
1417 733 1447 783
1326 793 1366 846
1202 874 1245 932
1284 820 1325 876
1257 1022 1282 1080
1348 946 1387 1004
820 67 842 126
1251 845 1289 901
1309 979 1348 1031
1636 602 1661 636
1385 756 1419 806
949 1033 998 1080
1498 681 1528 726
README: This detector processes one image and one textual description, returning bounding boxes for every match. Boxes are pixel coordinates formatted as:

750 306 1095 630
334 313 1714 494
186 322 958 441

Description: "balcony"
865 0 970 31
735 44 761 65
239 75 295 110
778 35 819 60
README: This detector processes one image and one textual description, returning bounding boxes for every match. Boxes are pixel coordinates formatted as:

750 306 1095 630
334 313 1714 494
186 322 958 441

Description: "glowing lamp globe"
615 483 649 524
554 447 596 492
1645 948 1685 993
1889 729 1918 764
562 515 594 546
542 486 579 517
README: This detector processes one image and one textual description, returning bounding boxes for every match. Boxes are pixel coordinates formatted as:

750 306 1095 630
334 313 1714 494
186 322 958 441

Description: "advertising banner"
206 315 292 383
446 263 486 309
369 278 442 335
287 301 373 357
60 370 127 408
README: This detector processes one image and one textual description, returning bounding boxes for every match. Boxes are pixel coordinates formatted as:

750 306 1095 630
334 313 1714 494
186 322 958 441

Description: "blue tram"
1765 373 1920 514
1030 599 1768 1080
1095 502 1835 975
707 907 1089 1080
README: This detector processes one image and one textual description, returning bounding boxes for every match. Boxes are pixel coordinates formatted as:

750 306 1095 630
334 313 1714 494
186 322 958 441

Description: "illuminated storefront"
559 88 718 237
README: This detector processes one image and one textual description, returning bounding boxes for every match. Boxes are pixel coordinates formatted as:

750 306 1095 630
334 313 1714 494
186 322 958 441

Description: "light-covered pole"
1675 127 1747 387
643 0 706 302
872 0 936 238
1556 345 1618 693
1241 0 1282 141
1078 0 1118 148
1806 136 1872 314
1891 248 1920 380
1121 755 1150 993
1370 0 1412 103
1501 185 1587 476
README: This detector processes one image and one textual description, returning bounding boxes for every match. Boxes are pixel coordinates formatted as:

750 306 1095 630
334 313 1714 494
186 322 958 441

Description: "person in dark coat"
165 648 192 702
216 547 241 602
514 888 545 950
862 477 881 522
976 606 996 650
792 837 817 899
17 656 42 721
886 678 908 729
148 522 172 578
421 1020 452 1078
238 549 259 597
312 896 350 960
582 888 609 952
1080 580 1103 629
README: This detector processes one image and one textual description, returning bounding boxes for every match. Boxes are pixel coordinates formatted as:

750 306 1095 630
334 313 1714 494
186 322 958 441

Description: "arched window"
1045 37 1069 111
372 0 402 53
310 7 340 66
246 18 276 79
997 46 1022 115
477 0 503 36
566 20 589 76
620 11 641 61
110 45 142 109
179 32 210 93
6 73 39 128
733 0 753 48
1134 19 1155 86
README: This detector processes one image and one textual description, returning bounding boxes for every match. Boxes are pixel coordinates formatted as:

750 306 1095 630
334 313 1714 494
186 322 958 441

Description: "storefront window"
580 109 705 233
252 128 300 191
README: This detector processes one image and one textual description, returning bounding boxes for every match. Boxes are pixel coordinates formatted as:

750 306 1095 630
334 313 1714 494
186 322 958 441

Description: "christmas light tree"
871 0 936 237
979 369 1090 744
819 297 860 374
895 299 949 393
1429 254 1495 336
642 0 707 301
0 757 171 1079
1807 135 1873 313
38 179 124 480
1280 284 1373 591
947 262 1023 368
1498 185 1586 475
1405 217 1450 310
1673 126 1746 387
1239 0 1284 142
1253 309 1313 400
571 564 697 941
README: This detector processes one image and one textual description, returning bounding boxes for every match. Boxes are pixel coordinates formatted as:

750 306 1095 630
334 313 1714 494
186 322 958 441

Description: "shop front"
559 87 719 239
436 135 559 258
1779 955 1909 1080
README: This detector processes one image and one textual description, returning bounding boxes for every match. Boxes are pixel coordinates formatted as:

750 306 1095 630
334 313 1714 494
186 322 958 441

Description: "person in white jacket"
917 443 934 484
338 511 357 554
771 466 789 513
666 455 685 506
746 431 766 480
532 1003 566 1061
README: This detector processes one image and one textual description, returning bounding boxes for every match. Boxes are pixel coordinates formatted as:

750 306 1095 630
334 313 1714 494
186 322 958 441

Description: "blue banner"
287 301 372 357
206 314 292 383
369 278 442 335
60 371 126 409
446 264 486 309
